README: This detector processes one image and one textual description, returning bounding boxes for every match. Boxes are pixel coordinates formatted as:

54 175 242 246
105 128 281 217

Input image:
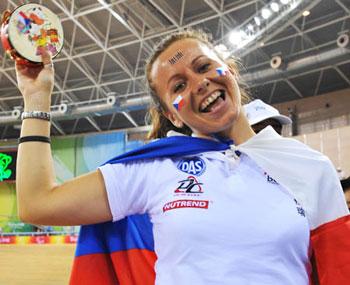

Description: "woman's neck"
217 110 255 145
192 110 256 145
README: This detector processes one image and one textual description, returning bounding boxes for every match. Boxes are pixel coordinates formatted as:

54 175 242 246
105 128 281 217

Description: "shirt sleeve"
98 161 151 222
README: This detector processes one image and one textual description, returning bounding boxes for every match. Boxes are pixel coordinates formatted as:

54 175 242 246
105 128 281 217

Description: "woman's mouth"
199 90 226 113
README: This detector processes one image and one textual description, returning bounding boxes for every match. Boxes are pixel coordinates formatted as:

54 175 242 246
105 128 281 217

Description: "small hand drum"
1 3 64 65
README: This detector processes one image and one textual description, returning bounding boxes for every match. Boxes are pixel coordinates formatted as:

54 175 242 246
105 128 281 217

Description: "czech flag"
172 95 185 111
216 66 229 76
70 215 156 285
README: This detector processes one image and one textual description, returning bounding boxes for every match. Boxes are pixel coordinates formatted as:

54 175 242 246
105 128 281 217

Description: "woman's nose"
196 78 210 95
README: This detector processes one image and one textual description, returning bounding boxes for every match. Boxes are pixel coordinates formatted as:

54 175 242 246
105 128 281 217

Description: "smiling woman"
15 28 350 285
145 30 250 140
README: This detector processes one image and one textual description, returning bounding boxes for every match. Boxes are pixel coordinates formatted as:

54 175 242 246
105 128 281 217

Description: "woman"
16 30 349 284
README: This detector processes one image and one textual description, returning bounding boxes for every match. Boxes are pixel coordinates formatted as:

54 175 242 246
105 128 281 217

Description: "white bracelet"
21 111 51 121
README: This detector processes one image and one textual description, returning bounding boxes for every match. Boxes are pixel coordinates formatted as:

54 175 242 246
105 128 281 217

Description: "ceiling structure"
0 0 349 139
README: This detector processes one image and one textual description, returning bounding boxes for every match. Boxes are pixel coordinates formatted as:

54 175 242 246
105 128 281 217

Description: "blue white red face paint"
216 66 229 76
173 95 185 111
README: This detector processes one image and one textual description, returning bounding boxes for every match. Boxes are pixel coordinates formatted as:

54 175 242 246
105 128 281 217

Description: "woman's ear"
163 110 184 128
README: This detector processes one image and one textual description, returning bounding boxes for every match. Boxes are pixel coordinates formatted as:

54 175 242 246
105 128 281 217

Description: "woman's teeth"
200 90 225 112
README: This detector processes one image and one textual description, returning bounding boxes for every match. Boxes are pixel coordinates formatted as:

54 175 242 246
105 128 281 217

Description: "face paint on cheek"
172 95 185 111
216 66 229 76
168 51 184 65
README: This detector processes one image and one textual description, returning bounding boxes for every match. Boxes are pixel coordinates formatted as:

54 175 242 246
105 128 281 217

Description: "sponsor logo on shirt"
163 199 209 212
177 157 206 176
264 172 278 184
294 199 306 217
174 176 203 194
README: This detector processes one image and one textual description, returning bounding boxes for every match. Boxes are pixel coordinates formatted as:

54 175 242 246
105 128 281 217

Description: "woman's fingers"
15 61 43 79
40 47 54 69
15 61 29 78
28 65 44 78
15 61 26 72
14 46 53 76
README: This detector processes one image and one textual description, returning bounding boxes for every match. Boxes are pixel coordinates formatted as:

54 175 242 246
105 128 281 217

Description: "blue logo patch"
177 157 206 176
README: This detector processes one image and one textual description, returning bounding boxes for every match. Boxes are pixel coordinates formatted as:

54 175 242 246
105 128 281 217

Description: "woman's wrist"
24 106 51 112
24 101 51 112
20 118 51 137
23 93 52 112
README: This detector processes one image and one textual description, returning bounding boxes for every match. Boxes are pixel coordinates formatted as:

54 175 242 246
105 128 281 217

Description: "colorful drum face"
1 3 64 64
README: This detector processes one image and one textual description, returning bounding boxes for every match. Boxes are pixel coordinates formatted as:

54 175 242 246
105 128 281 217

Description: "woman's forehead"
151 39 219 78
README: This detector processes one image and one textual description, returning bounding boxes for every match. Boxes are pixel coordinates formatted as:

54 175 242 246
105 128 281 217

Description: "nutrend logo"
163 199 209 212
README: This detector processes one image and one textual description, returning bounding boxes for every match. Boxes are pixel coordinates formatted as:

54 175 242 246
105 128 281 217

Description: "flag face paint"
173 95 185 111
216 66 229 76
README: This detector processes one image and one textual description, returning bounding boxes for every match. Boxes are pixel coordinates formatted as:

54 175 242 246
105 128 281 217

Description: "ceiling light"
214 44 231 59
302 10 310 16
229 31 242 45
229 30 247 46
247 24 254 31
229 31 241 45
270 2 280 12
214 44 227 51
261 8 272 19
280 0 290 4
254 16 261 26
290 1 298 9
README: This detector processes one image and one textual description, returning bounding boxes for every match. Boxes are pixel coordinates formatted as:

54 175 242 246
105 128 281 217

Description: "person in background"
244 99 292 135
337 167 346 180
341 176 350 210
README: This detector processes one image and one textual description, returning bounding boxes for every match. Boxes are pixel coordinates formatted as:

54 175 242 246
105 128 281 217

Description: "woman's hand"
15 47 54 110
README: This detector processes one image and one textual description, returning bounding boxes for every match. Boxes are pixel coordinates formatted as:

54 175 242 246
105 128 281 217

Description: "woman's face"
150 38 242 137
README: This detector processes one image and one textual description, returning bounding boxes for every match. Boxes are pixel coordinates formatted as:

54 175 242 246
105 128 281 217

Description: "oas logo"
177 157 206 176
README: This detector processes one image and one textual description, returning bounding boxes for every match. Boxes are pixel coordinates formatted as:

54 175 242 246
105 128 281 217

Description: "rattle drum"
1 3 64 65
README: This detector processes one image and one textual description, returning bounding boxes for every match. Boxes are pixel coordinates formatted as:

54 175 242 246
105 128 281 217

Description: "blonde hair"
145 29 250 139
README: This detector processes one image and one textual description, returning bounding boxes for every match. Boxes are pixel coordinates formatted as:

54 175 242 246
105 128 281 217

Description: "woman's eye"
198 63 211 73
173 82 186 93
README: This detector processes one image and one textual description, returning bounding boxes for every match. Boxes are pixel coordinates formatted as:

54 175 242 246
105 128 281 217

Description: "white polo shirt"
99 151 310 285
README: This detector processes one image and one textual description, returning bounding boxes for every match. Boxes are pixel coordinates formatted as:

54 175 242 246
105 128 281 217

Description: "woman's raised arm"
16 49 112 226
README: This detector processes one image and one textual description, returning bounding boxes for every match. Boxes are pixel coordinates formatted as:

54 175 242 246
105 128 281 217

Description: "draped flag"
69 129 350 285
310 215 350 285
70 215 156 285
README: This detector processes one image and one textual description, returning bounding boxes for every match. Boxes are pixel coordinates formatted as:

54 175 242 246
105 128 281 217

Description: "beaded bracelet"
21 111 51 121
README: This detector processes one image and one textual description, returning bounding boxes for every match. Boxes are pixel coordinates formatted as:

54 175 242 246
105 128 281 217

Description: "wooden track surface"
0 244 76 285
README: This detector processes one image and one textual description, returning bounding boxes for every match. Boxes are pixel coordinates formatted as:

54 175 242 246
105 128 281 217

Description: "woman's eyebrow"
167 73 182 86
166 55 207 85
191 55 206 66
